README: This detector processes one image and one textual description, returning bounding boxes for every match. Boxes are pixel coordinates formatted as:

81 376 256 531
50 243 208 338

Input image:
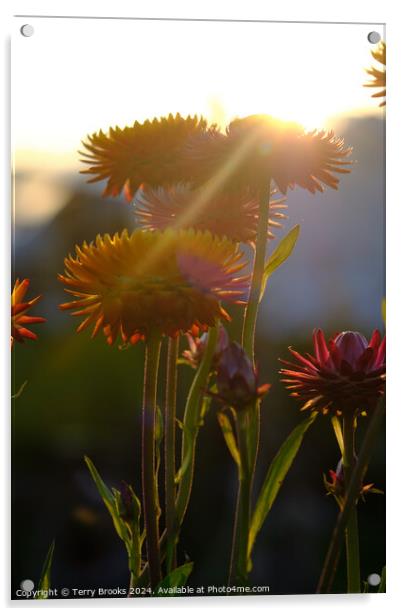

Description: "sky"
11 15 386 338
12 17 385 169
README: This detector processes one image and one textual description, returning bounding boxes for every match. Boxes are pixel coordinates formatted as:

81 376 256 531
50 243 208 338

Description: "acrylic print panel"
12 16 385 599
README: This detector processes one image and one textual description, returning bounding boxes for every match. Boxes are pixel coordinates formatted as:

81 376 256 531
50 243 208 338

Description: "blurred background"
12 17 385 597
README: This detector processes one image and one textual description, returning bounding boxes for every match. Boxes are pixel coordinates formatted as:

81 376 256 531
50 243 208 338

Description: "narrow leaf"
154 562 194 596
260 225 300 301
249 412 317 557
174 424 193 484
331 416 344 455
36 541 55 598
217 411 240 467
84 456 128 542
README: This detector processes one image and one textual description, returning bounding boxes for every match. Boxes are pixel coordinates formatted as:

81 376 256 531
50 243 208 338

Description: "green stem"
317 399 385 593
242 181 271 360
175 326 218 527
164 336 179 573
141 332 163 589
128 571 138 595
241 182 271 500
228 408 252 585
342 413 361 593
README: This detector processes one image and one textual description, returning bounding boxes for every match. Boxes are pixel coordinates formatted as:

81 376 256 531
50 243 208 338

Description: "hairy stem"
342 413 361 593
228 408 252 585
316 399 385 594
141 332 162 589
242 182 271 490
164 336 179 572
242 182 271 360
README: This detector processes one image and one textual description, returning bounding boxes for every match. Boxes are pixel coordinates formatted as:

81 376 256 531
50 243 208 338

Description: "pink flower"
280 329 385 415
183 326 230 369
134 183 287 245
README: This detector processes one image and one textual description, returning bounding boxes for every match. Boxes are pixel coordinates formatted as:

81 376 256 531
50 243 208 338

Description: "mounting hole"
367 573 381 586
20 24 34 37
20 579 35 592
367 31 381 44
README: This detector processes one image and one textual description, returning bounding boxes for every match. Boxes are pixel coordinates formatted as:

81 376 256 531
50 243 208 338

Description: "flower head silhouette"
134 183 287 244
185 115 353 195
80 114 209 200
365 41 386 107
59 229 249 344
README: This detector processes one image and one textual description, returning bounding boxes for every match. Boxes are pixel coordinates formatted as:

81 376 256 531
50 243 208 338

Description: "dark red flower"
213 342 270 411
280 329 385 415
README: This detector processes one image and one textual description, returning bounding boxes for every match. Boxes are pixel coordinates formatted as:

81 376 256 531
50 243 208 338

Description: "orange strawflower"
11 279 46 347
185 115 353 195
80 114 210 200
59 229 249 345
365 41 386 107
134 183 287 245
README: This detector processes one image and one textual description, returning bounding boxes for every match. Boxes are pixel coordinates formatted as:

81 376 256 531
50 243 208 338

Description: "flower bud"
116 481 141 528
214 342 270 410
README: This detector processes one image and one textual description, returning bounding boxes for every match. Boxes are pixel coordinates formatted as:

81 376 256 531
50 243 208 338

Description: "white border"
2 0 401 614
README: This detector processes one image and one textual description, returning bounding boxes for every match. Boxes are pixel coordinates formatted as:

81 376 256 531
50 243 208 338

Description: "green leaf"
259 225 300 301
217 411 240 467
331 416 344 455
174 422 194 484
84 456 129 543
36 541 55 598
248 412 317 558
154 562 194 596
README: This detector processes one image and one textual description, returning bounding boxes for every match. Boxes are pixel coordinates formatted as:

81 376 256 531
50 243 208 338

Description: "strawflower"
185 114 353 195
80 113 210 200
365 41 386 107
182 325 230 369
134 183 287 244
280 329 385 416
59 228 249 344
11 279 46 347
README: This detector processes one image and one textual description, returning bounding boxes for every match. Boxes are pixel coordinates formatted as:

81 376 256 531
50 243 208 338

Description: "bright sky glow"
13 17 385 169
